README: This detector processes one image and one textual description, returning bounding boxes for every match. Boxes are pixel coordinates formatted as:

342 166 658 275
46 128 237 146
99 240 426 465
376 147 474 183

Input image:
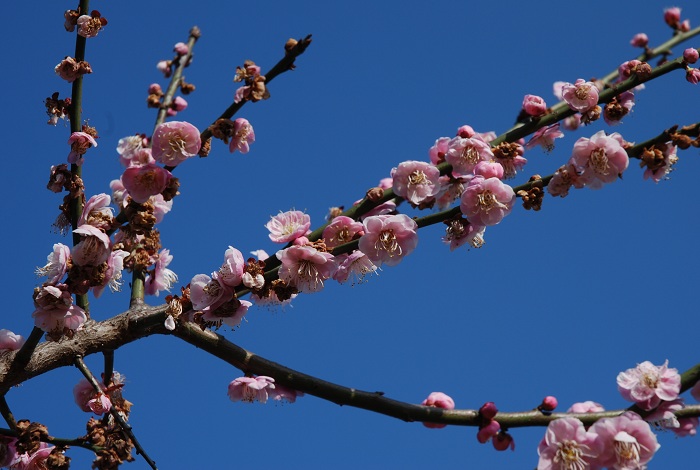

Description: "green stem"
155 27 200 127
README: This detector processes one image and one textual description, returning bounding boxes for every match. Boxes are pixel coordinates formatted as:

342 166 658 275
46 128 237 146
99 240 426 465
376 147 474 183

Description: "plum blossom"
445 136 494 176
391 161 441 206
217 246 245 287
229 118 255 154
201 299 252 329
78 193 113 230
569 130 629 189
228 376 276 403
630 33 648 48
72 224 111 266
459 176 515 226
537 418 600 470
151 121 201 166
0 330 25 351
55 56 92 82
190 272 233 311
32 284 87 335
421 392 455 429
435 176 467 210
429 136 451 164
686 68 700 84
322 216 364 249
92 249 129 298
35 243 71 285
77 12 107 38
266 210 311 243
684 48 699 64
67 131 97 165
145 249 177 296
477 420 501 443
332 250 378 284
617 359 681 410
567 401 605 413
121 163 172 203
589 412 659 470
442 216 485 251
664 7 682 29
522 94 547 116
645 398 698 437
525 124 564 153
561 79 599 112
117 134 148 167
277 246 337 293
359 214 418 267
269 383 304 403
73 379 111 415
603 91 635 126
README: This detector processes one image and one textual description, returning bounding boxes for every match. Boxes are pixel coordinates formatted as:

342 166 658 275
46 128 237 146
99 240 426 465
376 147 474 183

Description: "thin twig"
74 356 158 470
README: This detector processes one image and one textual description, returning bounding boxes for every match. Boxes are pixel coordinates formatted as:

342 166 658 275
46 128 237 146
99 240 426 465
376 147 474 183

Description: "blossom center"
641 371 659 389
203 280 221 297
460 145 480 164
408 170 428 186
554 440 587 470
445 220 466 241
376 229 401 257
297 260 322 289
332 227 350 245
575 85 591 101
613 432 641 468
589 148 610 175
477 190 506 213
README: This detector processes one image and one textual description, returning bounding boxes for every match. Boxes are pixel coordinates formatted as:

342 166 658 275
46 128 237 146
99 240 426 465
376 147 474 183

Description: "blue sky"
3 1 700 468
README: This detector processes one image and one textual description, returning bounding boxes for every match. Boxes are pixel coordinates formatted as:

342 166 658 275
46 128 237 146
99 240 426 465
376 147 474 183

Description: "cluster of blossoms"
233 60 270 103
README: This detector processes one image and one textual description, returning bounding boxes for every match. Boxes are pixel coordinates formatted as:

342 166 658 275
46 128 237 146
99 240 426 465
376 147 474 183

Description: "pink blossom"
421 392 455 429
525 124 564 153
429 136 451 164
435 176 467 210
92 249 129 298
643 142 678 183
201 299 252 329
269 383 304 403
277 246 337 293
32 284 87 335
492 432 515 451
562 113 581 131
630 33 649 48
377 177 393 189
645 398 697 437
117 134 148 167
148 83 162 94
390 161 441 206
664 7 682 29
473 161 504 179
522 94 547 116
332 250 378 284
445 136 494 176
73 378 110 414
684 48 699 64
459 176 515 226
537 418 600 470
72 224 111 266
0 330 25 351
323 216 364 249
189 272 233 311
477 420 501 443
547 163 579 198
569 130 629 189
686 68 700 85
479 402 498 420
121 163 172 203
173 42 189 55
266 210 311 243
157 60 172 78
456 124 476 138
78 193 113 230
55 56 92 82
228 376 276 403
567 401 605 413
172 96 188 112
589 412 659 469
67 131 97 165
35 243 71 285
151 121 201 166
218 246 245 287
552 81 566 100
603 91 635 126
151 194 173 223
359 214 418 267
618 60 642 80
539 396 558 412
25 444 54 470
233 86 249 104
110 179 128 207
229 118 255 154
442 217 486 251
144 249 177 296
561 79 599 112
617 359 681 410
77 14 104 38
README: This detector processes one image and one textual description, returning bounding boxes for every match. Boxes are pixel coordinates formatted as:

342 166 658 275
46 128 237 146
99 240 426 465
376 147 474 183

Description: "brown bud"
366 187 384 202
